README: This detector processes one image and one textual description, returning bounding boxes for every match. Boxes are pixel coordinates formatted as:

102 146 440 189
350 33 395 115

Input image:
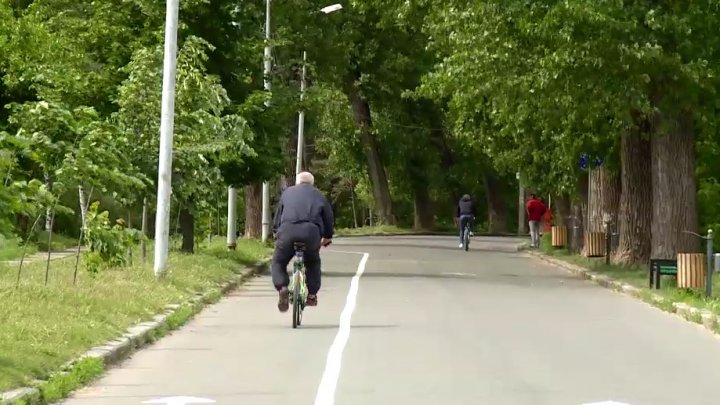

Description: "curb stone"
0 258 269 405
528 251 720 336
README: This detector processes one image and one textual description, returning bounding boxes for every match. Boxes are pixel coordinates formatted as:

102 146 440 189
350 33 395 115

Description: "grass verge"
0 238 270 393
33 231 78 253
0 236 38 262
334 225 419 236
538 234 720 316
334 225 518 237
334 225 462 237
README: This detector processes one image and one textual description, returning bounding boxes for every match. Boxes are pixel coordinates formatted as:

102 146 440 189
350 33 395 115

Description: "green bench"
649 259 677 289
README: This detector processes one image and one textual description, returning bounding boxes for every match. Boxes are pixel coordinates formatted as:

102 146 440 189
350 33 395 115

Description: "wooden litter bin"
677 253 706 290
551 226 567 248
584 232 605 257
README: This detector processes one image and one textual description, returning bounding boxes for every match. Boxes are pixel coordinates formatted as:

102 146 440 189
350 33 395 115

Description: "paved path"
1 248 81 266
62 236 720 405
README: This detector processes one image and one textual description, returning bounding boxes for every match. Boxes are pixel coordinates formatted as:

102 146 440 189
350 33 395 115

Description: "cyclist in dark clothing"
456 194 476 248
271 171 333 312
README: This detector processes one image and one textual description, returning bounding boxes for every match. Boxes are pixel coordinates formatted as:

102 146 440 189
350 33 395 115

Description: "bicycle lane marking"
314 250 370 405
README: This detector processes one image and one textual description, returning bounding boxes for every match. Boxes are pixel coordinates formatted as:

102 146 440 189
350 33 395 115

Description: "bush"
83 202 144 274
34 230 77 252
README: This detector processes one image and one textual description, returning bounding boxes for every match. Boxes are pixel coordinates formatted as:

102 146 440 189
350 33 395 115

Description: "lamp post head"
320 3 343 13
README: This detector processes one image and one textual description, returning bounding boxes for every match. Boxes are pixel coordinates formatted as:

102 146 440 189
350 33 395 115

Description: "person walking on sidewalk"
526 193 547 248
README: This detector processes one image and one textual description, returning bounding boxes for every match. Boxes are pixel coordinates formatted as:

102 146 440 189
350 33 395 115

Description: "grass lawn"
539 234 720 316
0 238 270 392
334 225 418 236
0 235 38 261
334 225 460 236
33 231 79 252
1 231 80 263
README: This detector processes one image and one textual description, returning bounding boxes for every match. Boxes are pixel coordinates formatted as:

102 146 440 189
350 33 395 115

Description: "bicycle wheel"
464 227 470 251
292 272 301 328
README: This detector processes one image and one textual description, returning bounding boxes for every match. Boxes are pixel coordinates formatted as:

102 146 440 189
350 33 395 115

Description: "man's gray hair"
296 171 315 185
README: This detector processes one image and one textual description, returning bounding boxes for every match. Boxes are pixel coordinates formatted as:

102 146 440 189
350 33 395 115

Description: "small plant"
83 202 144 274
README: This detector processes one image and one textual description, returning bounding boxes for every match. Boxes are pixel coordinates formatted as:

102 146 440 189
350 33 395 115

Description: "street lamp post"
295 50 307 177
261 0 273 242
294 4 343 179
153 0 180 277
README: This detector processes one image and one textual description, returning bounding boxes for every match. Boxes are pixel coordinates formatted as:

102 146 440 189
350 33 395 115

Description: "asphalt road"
62 236 720 405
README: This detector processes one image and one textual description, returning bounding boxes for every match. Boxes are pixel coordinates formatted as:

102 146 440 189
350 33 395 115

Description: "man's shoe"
306 294 318 306
459 243 464 248
277 286 289 312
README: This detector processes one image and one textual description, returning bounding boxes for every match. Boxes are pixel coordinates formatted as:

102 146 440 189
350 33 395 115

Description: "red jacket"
526 199 546 221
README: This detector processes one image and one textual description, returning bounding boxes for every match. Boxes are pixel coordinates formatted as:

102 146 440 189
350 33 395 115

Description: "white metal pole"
153 0 180 277
261 0 272 242
226 186 237 249
517 172 525 235
295 51 307 177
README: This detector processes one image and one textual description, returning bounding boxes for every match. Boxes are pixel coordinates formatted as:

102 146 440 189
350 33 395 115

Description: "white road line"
582 401 632 405
314 251 370 405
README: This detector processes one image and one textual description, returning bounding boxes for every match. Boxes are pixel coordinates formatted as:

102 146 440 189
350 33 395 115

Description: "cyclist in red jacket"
526 194 547 248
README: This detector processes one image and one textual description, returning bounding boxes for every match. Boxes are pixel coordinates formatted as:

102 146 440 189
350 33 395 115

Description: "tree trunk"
651 109 700 258
346 81 395 225
44 172 53 231
483 171 509 233
350 178 358 228
244 183 262 239
179 207 194 253
413 186 434 230
602 169 621 227
587 167 605 232
613 132 652 265
78 185 88 229
552 194 571 227
571 174 589 252
582 166 620 254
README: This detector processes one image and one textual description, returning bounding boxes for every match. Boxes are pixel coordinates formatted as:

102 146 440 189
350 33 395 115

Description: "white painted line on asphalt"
142 396 215 405
442 272 477 277
314 251 370 405
582 401 632 405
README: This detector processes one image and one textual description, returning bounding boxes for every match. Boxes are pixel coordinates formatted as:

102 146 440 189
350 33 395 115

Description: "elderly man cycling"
271 171 334 312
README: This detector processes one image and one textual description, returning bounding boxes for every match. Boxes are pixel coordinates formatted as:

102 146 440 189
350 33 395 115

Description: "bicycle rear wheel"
464 227 470 251
292 272 301 328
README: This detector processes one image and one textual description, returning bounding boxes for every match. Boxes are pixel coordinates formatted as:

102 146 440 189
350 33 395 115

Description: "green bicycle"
288 242 309 328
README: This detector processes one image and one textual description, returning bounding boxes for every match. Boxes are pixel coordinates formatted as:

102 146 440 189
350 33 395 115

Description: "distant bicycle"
462 222 471 251
288 242 309 328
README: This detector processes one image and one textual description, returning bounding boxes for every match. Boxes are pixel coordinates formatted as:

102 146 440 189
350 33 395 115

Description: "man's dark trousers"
458 214 474 242
272 222 322 294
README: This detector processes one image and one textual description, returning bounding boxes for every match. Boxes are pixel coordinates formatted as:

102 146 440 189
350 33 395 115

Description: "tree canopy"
2 0 719 265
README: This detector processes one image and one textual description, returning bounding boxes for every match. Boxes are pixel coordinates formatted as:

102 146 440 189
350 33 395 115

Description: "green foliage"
83 202 143 274
41 357 105 404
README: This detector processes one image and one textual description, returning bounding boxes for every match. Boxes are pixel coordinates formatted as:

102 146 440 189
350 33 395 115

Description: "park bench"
649 259 677 289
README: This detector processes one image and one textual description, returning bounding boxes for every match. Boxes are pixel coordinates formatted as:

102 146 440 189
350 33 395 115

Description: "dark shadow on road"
319 270 592 288
298 323 400 330
329 242 522 254
320 270 505 279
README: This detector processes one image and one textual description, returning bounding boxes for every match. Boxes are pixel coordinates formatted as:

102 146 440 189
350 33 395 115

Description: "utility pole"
517 171 525 236
153 0 180 277
261 0 272 243
295 51 307 177
226 186 237 250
